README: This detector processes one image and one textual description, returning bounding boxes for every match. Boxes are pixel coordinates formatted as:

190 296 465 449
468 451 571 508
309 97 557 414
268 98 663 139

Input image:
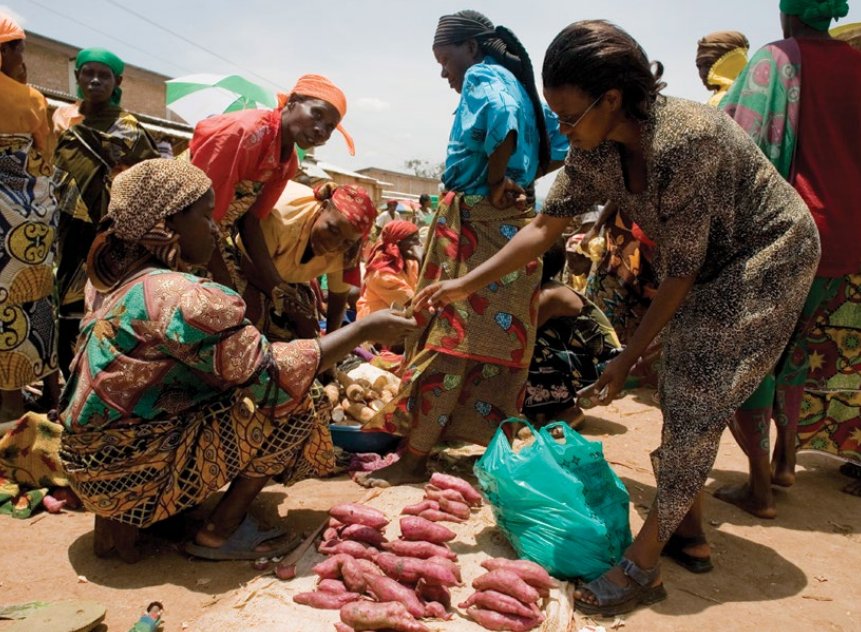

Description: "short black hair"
419 194 431 204
541 239 567 284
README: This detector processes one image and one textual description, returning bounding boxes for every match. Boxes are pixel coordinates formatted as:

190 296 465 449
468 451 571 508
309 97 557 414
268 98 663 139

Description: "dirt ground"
1 388 858 632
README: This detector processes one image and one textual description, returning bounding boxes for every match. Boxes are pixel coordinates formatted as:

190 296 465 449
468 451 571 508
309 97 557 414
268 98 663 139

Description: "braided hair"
434 10 550 172
543 20 666 121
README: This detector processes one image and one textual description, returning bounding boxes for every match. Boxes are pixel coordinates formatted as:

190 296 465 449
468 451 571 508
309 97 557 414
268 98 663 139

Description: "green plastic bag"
474 419 632 581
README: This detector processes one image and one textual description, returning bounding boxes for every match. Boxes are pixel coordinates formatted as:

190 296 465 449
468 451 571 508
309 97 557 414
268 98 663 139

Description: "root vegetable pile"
328 367 401 426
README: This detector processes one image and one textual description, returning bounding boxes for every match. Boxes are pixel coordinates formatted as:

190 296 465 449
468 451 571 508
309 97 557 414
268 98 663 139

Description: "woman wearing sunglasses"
416 20 820 616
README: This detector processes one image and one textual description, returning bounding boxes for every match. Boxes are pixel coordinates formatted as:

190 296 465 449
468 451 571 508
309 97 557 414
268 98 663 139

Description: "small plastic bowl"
329 424 400 454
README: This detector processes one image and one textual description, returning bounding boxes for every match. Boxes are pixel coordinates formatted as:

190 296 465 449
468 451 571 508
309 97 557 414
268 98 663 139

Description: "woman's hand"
413 278 471 313
489 177 527 210
360 309 419 346
577 352 635 407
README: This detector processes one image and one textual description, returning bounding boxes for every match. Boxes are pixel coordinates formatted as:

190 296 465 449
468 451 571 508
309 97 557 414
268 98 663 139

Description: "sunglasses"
556 94 604 130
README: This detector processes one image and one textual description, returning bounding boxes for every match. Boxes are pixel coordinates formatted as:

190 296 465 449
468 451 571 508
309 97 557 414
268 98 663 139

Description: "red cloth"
327 184 377 240
793 39 861 277
366 220 418 274
189 108 298 222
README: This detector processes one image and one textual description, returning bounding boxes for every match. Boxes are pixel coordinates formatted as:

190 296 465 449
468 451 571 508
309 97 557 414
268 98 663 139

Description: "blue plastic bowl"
330 424 400 454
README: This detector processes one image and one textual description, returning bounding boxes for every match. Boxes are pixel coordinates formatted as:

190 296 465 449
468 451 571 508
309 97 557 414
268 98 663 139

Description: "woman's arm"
414 213 571 310
487 131 525 210
238 211 283 295
581 274 696 404
316 309 418 372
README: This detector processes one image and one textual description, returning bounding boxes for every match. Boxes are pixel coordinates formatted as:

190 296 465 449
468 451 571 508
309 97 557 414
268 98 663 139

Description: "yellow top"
707 47 749 108
0 73 53 156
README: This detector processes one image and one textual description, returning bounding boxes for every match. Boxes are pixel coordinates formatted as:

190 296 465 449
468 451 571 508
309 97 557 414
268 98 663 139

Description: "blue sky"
4 1 859 194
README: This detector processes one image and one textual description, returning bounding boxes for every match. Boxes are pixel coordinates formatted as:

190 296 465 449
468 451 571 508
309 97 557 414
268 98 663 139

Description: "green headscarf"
75 47 125 105
779 0 850 32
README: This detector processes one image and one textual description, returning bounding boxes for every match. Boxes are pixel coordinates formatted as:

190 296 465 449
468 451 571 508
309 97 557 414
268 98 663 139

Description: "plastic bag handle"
495 417 537 455
540 420 590 447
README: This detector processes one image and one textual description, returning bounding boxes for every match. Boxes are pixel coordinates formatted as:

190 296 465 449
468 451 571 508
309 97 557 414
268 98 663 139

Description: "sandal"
183 513 299 561
661 533 713 573
839 462 861 480
575 557 668 617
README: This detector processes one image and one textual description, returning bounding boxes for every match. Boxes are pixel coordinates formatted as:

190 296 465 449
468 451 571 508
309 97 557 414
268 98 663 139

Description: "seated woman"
357 220 423 319
57 159 416 563
523 241 621 426
241 181 376 339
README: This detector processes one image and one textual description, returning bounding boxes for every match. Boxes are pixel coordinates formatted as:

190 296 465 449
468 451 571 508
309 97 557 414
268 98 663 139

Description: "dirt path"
1 389 858 631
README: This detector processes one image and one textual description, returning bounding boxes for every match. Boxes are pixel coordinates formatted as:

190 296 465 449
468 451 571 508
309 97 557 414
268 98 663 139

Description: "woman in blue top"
359 10 552 487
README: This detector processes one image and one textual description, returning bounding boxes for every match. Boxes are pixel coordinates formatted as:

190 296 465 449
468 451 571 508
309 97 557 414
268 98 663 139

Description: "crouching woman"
57 159 415 562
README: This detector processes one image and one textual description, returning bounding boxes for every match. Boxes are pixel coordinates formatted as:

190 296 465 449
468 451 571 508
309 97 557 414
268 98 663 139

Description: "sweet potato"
375 553 460 587
428 473 483 506
341 556 369 594
353 558 384 577
340 523 387 546
323 527 340 542
416 580 451 609
423 485 468 506
318 579 348 594
364 574 425 618
330 503 389 530
293 590 362 609
426 556 462 583
472 570 540 604
481 558 558 591
399 516 456 543
319 540 380 560
423 601 452 620
334 623 355 632
329 518 346 529
435 496 471 520
459 590 540 619
401 500 439 516
466 606 543 631
313 554 356 579
381 539 457 560
417 508 466 523
339 601 430 632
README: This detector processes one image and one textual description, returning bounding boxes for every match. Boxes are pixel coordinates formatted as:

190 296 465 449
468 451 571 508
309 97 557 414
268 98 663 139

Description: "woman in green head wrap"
718 0 861 515
53 46 160 376
780 0 850 31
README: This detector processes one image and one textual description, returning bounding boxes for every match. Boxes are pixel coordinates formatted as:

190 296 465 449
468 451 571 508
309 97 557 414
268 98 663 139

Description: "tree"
404 159 445 180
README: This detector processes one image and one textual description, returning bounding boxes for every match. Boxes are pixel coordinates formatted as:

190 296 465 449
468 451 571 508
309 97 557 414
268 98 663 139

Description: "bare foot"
841 480 861 497
193 521 289 555
771 442 796 487
714 483 777 519
356 455 428 488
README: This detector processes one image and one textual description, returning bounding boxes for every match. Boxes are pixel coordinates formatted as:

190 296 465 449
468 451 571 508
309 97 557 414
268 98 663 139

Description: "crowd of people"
1 0 859 619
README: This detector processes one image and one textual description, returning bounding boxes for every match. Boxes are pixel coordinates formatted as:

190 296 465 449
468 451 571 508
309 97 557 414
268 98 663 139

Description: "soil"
1 388 858 632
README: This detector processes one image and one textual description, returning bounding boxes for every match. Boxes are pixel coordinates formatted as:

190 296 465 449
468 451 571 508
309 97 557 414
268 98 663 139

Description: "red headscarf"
316 184 376 240
366 220 419 274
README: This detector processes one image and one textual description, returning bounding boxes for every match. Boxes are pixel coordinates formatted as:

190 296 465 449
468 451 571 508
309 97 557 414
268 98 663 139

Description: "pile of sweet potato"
325 367 400 426
459 558 558 631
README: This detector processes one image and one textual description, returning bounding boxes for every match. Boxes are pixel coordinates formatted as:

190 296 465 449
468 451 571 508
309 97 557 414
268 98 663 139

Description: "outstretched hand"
577 353 633 408
361 309 419 346
413 278 471 313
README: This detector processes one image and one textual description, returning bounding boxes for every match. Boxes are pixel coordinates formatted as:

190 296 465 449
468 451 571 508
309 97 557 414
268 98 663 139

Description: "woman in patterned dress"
53 47 160 376
58 159 415 563
417 20 820 615
358 9 550 488
0 15 60 423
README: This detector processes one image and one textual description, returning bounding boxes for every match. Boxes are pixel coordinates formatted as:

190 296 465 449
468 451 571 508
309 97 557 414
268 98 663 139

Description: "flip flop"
661 533 713 573
184 513 298 561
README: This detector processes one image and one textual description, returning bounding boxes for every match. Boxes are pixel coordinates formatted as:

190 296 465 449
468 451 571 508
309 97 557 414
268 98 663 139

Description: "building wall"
25 33 173 120
355 168 440 199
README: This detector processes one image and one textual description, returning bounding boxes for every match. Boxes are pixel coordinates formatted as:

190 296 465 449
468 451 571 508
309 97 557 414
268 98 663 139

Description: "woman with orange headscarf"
187 74 355 303
357 220 423 319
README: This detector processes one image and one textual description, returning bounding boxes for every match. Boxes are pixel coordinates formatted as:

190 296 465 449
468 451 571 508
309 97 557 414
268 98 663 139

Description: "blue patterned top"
442 56 543 195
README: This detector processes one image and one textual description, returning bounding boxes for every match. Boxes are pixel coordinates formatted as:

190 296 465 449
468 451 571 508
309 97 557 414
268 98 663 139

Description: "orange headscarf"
0 13 26 67
277 74 355 155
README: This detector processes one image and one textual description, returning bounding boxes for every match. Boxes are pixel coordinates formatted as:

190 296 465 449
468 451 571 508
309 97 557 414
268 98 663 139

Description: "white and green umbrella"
165 74 277 126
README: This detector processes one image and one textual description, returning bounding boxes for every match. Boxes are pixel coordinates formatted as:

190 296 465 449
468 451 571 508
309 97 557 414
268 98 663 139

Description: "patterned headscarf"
780 0 850 31
87 159 212 291
75 47 125 105
277 74 355 155
366 220 419 274
316 183 376 240
696 31 750 69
